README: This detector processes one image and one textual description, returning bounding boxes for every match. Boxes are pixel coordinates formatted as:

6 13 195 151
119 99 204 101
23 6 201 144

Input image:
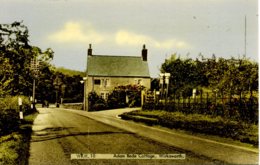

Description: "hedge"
120 110 258 146
0 96 34 135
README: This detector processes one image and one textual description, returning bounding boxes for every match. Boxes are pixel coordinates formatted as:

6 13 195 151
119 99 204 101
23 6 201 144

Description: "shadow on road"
32 126 134 142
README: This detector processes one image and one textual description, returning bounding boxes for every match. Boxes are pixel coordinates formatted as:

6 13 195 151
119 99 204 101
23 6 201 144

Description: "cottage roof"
87 55 150 77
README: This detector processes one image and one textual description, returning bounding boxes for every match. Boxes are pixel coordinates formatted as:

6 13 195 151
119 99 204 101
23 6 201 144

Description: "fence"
143 91 258 124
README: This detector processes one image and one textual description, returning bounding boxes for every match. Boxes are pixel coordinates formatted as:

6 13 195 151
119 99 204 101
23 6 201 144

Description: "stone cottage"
85 44 151 110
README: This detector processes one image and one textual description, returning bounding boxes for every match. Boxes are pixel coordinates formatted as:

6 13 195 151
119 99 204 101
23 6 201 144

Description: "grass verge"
120 110 258 147
0 112 38 165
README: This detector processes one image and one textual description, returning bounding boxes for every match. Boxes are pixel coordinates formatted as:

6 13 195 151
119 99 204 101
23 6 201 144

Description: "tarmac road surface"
29 108 222 165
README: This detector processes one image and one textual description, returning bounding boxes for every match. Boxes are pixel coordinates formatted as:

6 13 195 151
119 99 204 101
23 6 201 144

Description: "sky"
1 0 258 77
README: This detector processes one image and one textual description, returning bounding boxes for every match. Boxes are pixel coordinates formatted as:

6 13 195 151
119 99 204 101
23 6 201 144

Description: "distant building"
85 44 151 111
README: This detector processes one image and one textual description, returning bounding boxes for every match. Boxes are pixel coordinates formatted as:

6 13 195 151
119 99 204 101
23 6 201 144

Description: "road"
67 108 258 164
29 108 220 165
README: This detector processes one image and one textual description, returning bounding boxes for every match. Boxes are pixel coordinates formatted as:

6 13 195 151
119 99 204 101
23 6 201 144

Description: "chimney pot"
142 44 147 61
88 44 92 56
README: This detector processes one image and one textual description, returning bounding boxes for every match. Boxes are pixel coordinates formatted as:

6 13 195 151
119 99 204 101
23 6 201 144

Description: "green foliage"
0 22 54 96
107 90 126 109
0 96 34 135
62 75 84 103
0 112 36 165
88 92 107 111
0 96 31 114
143 94 258 124
88 85 145 111
35 70 84 104
114 85 145 107
159 112 258 145
120 114 158 126
0 133 22 164
54 67 85 77
0 108 19 135
121 110 258 146
161 54 258 97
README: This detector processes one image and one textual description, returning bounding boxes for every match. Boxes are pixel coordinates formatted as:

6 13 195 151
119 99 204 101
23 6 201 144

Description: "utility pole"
30 58 39 110
159 73 171 105
80 77 87 111
244 15 247 58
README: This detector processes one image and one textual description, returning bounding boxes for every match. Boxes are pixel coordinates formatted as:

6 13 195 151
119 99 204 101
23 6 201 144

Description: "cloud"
48 21 189 50
47 21 104 44
115 30 189 49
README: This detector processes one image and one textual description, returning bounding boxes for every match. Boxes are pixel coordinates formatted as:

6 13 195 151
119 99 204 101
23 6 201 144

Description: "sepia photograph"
0 0 258 164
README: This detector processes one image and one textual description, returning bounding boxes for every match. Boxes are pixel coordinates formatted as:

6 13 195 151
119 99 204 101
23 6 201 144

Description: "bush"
121 110 258 146
158 112 243 138
0 109 20 135
107 90 127 109
0 96 33 135
0 112 37 165
88 92 108 111
0 96 32 115
142 98 258 124
120 114 158 126
92 103 107 111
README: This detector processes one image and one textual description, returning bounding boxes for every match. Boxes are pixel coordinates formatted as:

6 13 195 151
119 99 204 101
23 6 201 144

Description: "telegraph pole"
244 15 247 58
80 77 87 111
159 73 171 105
30 58 39 110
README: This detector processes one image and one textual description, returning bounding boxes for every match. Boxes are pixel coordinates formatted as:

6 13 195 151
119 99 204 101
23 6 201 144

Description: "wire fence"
143 91 258 124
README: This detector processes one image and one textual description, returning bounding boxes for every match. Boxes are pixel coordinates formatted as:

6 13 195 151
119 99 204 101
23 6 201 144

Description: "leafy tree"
0 21 53 96
62 75 83 103
161 54 201 97
160 54 258 98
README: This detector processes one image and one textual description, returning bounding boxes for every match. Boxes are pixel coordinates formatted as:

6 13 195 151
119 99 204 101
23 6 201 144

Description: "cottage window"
94 79 101 85
135 79 142 85
102 79 110 87
101 92 109 100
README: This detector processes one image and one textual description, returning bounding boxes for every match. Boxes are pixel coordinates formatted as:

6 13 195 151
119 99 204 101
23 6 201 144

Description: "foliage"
161 54 258 97
35 65 56 103
0 96 33 135
0 133 22 164
121 110 258 146
107 90 126 109
88 85 145 111
159 112 258 146
88 92 107 111
0 96 32 114
62 74 84 103
35 70 84 104
0 108 19 135
54 67 85 77
120 114 158 126
143 92 258 124
0 112 37 165
0 22 54 96
114 85 145 107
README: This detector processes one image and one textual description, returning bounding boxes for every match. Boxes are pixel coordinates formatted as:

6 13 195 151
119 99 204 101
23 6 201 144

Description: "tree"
0 21 54 96
160 54 258 98
161 54 202 97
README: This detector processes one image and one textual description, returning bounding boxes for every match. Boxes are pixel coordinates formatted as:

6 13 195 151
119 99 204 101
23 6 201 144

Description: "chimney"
88 44 92 56
142 44 147 61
